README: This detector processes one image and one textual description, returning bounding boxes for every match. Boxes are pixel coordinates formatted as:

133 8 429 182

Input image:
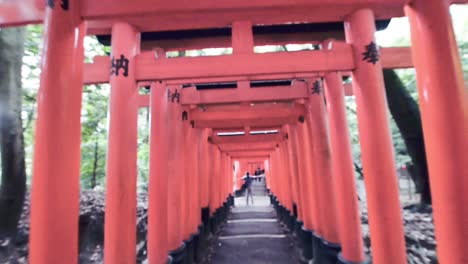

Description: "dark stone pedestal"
312 233 341 264
169 242 187 264
299 227 313 261
184 235 195 264
337 253 371 264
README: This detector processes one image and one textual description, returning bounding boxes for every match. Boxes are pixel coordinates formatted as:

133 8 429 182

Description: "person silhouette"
243 172 254 205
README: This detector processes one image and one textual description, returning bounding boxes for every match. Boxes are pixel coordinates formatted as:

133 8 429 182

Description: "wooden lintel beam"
181 82 308 105
214 126 281 134
231 155 270 159
135 48 354 81
2 1 464 31
0 1 43 27
190 103 304 129
221 147 276 153
233 158 268 164
165 73 320 85
140 32 338 52
217 142 278 152
380 47 413 69
83 47 412 85
226 150 273 156
82 0 406 33
212 133 283 144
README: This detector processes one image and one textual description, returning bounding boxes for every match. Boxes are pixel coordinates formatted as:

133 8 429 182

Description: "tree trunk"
0 27 27 243
383 69 431 205
91 140 99 189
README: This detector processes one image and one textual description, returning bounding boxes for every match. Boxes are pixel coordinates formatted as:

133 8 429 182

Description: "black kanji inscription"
60 0 69 10
362 41 380 64
171 89 180 103
311 80 322 95
110 54 129 77
47 0 69 10
182 111 188 120
47 0 55 8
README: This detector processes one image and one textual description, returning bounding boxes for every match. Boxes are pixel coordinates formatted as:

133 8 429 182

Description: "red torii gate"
1 1 467 264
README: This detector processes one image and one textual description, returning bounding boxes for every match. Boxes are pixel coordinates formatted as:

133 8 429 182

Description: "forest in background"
2 5 468 194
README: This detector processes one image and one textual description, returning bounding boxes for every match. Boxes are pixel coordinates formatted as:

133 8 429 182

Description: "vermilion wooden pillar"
148 82 169 264
278 144 293 211
193 129 202 230
324 72 365 263
273 148 283 203
264 159 270 188
305 81 340 245
212 148 219 210
183 119 199 237
218 151 226 205
209 144 219 214
345 9 407 264
295 118 319 232
199 129 211 224
219 153 226 203
104 23 140 264
268 156 275 193
227 155 233 197
290 124 312 227
405 2 468 263
284 125 302 219
29 2 84 263
167 87 184 250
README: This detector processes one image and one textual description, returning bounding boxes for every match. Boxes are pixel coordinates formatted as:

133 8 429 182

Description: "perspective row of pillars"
147 81 235 263
28 1 466 264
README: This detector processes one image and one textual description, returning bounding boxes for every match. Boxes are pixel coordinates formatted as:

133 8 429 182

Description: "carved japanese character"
47 0 69 10
47 0 55 8
362 41 380 64
110 54 129 77
171 89 180 103
61 0 69 10
311 80 322 95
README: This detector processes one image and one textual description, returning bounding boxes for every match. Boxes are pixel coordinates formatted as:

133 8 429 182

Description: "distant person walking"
243 172 254 205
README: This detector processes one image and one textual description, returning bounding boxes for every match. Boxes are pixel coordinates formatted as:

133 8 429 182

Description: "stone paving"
210 182 300 264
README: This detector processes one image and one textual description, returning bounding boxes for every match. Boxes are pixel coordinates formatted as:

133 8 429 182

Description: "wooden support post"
183 119 199 236
193 129 202 229
181 118 190 240
272 149 280 200
29 2 84 263
232 21 254 54
278 143 293 211
209 143 218 215
345 9 407 264
324 72 365 263
305 80 340 244
264 159 270 187
167 86 185 250
104 22 140 264
295 117 318 232
405 2 468 263
148 82 169 264
284 125 302 220
198 128 211 213
218 151 225 205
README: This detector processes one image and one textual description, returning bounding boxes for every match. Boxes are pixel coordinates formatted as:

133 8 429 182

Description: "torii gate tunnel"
1 0 467 263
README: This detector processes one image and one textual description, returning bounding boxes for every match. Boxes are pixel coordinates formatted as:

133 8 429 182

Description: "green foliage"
22 25 43 184
80 84 109 189
137 108 150 191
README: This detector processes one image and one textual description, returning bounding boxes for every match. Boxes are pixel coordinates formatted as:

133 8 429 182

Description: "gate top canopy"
4 0 466 32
